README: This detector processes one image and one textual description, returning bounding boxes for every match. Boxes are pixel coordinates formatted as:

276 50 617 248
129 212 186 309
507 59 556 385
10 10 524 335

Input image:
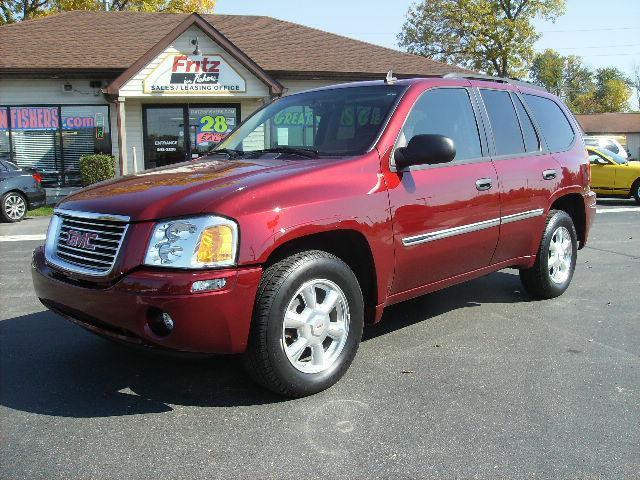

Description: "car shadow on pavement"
363 270 529 341
0 271 528 418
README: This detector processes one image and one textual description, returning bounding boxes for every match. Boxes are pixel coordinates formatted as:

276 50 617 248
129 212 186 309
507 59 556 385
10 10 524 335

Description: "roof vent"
385 70 397 85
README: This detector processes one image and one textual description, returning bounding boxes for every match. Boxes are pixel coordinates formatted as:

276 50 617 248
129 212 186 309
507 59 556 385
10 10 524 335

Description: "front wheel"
244 250 364 397
519 210 577 299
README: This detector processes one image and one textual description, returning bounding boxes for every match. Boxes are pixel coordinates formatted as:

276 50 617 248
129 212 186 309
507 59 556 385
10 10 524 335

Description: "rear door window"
512 94 540 153
401 88 482 161
480 89 525 156
523 94 575 152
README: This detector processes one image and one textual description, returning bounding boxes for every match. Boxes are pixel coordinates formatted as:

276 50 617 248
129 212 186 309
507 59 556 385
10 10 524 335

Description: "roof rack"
443 73 547 92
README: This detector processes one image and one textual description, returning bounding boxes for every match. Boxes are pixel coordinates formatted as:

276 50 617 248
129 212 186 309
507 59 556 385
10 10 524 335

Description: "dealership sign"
143 54 246 94
0 107 101 132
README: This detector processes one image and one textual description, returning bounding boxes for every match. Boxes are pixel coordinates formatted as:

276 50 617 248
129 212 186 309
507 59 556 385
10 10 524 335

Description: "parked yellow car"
588 146 640 204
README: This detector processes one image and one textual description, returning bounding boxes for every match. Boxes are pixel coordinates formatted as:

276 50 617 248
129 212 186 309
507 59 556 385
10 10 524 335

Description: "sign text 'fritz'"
144 54 246 94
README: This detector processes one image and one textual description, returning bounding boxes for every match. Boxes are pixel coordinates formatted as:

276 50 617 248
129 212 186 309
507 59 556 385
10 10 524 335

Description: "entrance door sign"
144 54 246 94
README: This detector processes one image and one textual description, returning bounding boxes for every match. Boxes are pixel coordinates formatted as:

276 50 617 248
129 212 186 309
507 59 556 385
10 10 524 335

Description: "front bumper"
31 247 262 354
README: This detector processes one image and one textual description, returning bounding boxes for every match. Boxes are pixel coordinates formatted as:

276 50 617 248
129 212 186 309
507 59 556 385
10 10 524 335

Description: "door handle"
475 178 493 191
542 169 557 180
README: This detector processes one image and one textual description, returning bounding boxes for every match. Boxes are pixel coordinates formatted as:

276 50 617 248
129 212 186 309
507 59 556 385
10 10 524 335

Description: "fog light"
191 278 227 293
148 310 174 337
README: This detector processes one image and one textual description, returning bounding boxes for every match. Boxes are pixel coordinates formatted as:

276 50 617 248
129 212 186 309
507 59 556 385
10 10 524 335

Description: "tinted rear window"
512 94 540 153
480 89 525 156
523 94 575 152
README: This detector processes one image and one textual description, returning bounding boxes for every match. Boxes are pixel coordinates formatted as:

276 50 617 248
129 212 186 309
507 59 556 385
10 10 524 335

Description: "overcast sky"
216 0 639 106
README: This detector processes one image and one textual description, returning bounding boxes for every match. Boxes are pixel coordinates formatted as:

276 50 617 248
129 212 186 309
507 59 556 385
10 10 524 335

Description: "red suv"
32 75 596 397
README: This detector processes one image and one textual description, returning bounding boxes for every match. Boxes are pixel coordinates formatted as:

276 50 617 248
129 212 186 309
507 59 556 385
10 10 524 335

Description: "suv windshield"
214 85 406 157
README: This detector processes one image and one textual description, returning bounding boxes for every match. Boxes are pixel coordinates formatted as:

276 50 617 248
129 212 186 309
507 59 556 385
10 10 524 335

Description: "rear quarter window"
523 94 575 152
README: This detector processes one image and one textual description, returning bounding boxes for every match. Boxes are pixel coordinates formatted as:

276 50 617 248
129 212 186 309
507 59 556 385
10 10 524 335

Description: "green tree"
563 54 594 109
592 68 632 113
398 0 566 78
530 48 564 95
528 50 630 113
0 0 216 22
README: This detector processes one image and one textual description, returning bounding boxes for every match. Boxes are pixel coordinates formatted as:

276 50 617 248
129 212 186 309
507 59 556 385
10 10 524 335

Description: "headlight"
144 215 238 269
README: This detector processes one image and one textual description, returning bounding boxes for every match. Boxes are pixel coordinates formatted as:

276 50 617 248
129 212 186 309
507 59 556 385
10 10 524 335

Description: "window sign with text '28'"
189 107 237 155
144 54 246 94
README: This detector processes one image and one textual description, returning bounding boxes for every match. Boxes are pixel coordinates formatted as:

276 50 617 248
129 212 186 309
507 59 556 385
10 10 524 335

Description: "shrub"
79 154 116 186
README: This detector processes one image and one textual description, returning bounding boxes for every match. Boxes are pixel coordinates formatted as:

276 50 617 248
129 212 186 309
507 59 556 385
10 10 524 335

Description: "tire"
519 210 578 299
632 180 640 205
1 191 27 222
244 250 364 397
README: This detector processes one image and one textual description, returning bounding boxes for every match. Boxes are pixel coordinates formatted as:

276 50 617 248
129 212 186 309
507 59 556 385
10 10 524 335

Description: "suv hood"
59 157 317 221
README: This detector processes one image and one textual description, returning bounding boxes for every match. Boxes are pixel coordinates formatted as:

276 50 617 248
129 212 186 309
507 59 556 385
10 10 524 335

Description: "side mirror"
395 134 456 170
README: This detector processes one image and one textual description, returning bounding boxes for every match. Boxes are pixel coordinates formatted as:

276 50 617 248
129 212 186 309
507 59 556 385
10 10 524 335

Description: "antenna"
385 70 397 85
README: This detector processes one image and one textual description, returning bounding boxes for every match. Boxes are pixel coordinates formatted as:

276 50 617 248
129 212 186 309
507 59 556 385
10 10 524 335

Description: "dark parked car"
0 158 46 222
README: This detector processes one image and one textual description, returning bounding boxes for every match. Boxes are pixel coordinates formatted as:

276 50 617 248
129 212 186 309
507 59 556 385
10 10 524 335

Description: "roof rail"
443 72 547 92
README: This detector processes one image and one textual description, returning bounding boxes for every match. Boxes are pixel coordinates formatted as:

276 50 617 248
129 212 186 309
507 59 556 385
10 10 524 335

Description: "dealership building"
0 11 462 187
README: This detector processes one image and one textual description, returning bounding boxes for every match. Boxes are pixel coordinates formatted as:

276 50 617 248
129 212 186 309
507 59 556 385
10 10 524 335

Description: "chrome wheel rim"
548 226 572 284
4 193 26 220
282 279 350 374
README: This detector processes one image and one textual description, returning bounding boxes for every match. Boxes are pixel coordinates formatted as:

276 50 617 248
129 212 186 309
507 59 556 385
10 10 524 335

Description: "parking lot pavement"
1 204 639 479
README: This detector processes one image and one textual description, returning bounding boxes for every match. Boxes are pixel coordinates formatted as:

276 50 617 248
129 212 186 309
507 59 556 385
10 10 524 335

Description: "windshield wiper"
254 147 319 158
206 148 244 158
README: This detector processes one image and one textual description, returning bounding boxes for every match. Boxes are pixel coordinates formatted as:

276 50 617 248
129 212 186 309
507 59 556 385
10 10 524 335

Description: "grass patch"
28 206 54 217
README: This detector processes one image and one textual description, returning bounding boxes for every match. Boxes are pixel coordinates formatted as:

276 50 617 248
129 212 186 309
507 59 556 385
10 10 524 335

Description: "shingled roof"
576 113 640 134
0 11 467 79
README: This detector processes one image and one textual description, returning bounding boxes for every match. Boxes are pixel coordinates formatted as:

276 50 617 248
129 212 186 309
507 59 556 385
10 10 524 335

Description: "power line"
553 43 640 50
540 26 640 33
580 53 639 57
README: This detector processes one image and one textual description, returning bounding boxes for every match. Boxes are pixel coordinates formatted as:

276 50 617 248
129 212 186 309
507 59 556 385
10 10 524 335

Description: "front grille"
54 213 128 274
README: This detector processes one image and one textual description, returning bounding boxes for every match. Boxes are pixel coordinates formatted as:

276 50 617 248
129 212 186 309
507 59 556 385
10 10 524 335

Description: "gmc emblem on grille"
60 230 98 251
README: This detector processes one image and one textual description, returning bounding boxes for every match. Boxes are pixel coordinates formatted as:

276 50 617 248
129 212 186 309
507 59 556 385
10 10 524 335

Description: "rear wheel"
1 191 27 222
519 210 577 299
244 250 364 397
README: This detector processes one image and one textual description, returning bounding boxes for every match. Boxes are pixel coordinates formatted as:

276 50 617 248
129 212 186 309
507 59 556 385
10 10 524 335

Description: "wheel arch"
263 229 379 324
550 193 586 248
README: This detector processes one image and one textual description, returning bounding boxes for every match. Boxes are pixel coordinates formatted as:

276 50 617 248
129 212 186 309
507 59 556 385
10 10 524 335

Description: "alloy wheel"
4 193 26 221
282 279 350 374
548 226 573 284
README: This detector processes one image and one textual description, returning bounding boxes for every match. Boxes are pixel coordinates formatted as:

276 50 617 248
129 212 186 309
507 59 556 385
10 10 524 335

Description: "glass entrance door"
143 107 186 169
143 104 240 170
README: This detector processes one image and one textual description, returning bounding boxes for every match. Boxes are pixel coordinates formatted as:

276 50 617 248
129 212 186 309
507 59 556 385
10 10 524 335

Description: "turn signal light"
196 225 234 263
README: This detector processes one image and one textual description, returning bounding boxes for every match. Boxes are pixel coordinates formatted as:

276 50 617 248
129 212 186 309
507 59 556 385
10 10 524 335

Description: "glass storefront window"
61 106 111 185
0 105 111 186
0 109 11 160
5 107 61 175
188 107 237 157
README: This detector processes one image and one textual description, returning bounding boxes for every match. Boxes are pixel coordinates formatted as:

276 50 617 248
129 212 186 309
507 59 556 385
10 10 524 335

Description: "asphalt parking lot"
1 199 639 479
